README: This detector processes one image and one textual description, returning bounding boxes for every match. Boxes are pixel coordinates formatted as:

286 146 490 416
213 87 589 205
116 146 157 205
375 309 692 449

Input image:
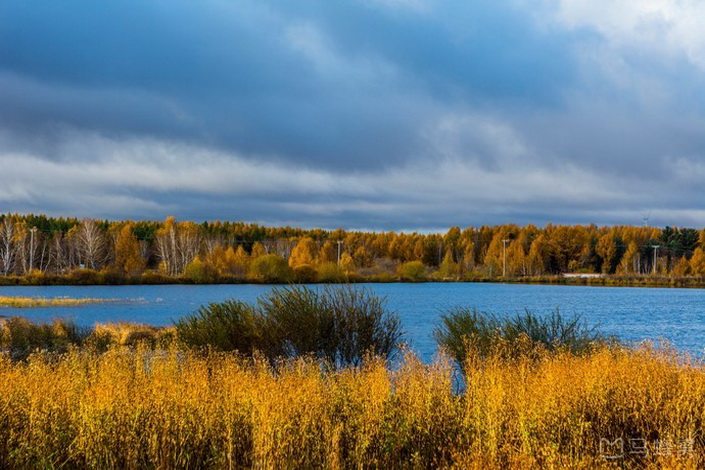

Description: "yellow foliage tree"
506 241 527 277
251 242 266 259
318 241 337 264
340 252 355 274
436 250 459 280
114 224 145 276
617 242 640 275
289 237 317 268
672 256 690 277
690 248 705 276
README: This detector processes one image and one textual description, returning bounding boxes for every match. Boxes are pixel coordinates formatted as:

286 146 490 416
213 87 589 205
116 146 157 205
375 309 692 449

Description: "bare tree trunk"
0 220 15 275
77 219 106 270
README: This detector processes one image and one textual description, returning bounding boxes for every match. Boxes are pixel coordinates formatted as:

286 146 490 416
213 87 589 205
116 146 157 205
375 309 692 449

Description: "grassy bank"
1 269 705 288
0 345 702 469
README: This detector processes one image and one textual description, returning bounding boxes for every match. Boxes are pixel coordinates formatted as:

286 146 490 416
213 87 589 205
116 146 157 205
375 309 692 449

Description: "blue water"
1 283 703 360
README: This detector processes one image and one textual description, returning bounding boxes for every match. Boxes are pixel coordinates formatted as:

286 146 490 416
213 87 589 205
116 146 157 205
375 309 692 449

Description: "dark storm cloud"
0 0 704 228
0 0 574 168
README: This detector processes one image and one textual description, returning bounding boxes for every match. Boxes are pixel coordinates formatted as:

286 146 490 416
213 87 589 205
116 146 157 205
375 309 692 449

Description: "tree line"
1 213 704 283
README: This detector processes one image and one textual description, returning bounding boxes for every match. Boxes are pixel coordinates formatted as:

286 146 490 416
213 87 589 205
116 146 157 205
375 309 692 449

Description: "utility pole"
652 245 660 275
502 239 510 278
29 227 37 272
337 240 343 265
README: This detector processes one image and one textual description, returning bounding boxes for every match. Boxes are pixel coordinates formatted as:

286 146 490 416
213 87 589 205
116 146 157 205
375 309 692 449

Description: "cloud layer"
1 0 704 229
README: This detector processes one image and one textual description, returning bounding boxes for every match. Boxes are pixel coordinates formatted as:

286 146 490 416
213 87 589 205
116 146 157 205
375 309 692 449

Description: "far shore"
0 272 704 289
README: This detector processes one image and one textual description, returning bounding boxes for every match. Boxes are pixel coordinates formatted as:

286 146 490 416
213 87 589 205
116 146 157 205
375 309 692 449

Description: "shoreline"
1 273 704 289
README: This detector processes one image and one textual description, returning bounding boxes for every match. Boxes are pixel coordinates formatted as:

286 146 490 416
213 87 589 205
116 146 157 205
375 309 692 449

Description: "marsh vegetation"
0 286 701 468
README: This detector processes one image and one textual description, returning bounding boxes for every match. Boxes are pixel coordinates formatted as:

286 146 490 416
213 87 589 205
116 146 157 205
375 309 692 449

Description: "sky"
1 0 705 231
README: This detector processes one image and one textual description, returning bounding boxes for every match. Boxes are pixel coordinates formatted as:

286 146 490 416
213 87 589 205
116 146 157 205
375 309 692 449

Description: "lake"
1 283 703 360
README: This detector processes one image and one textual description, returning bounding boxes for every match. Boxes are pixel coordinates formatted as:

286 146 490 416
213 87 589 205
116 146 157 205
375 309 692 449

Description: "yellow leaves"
114 223 145 276
288 237 317 268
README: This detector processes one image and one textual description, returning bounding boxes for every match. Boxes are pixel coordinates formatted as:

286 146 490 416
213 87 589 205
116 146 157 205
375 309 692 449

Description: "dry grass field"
0 342 702 469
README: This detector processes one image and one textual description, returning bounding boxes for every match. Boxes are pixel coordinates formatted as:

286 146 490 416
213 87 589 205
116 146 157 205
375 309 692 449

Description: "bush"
65 268 103 285
174 285 404 367
0 317 89 360
293 264 318 283
260 285 404 367
175 300 268 354
398 261 426 282
140 270 176 284
249 254 293 283
183 257 218 283
434 307 613 367
316 262 344 282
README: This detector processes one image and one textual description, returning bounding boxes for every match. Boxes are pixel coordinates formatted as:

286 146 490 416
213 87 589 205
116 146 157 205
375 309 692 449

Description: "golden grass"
0 296 117 308
0 345 703 469
93 322 175 347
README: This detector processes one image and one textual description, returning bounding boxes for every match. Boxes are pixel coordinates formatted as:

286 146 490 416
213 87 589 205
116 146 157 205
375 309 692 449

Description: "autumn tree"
506 240 528 276
691 248 705 276
617 241 640 275
340 252 356 274
436 250 459 280
73 219 107 270
672 256 690 277
318 240 337 264
460 239 476 273
155 217 201 276
114 224 146 276
251 242 266 259
596 234 622 274
353 246 373 268
527 235 551 275
289 237 317 268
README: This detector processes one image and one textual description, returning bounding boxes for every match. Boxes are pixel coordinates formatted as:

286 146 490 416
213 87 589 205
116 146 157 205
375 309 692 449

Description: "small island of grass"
0 296 117 308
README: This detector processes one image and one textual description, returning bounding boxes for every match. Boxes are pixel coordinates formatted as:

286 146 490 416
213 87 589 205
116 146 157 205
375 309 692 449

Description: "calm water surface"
1 283 703 360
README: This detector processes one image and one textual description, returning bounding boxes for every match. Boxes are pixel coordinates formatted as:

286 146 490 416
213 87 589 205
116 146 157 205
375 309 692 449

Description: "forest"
0 213 704 284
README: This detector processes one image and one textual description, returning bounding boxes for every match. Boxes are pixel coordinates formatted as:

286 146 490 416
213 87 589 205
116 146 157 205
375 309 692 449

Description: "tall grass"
176 285 404 367
0 316 89 360
434 307 613 366
0 345 702 468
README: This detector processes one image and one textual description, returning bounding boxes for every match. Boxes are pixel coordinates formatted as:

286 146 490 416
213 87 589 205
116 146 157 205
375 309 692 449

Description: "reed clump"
175 285 404 368
0 343 703 468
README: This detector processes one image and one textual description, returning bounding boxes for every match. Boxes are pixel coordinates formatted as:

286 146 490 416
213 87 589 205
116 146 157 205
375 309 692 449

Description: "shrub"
0 317 88 360
174 285 404 367
259 285 404 367
183 257 218 283
398 261 426 282
99 267 127 285
293 264 318 283
175 300 268 354
434 307 613 367
65 268 103 285
249 254 292 283
140 270 176 284
316 262 344 282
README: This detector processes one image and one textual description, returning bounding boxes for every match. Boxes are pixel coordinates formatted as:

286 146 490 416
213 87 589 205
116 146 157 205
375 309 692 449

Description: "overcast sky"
1 0 704 230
